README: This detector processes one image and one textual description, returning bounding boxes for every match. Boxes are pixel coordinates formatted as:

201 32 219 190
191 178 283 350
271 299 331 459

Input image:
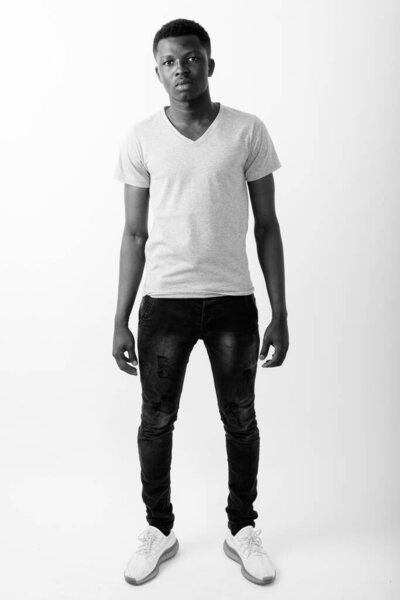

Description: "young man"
112 18 289 586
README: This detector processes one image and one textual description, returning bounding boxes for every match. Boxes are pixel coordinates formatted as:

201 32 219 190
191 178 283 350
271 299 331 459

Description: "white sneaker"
223 525 276 585
124 525 179 585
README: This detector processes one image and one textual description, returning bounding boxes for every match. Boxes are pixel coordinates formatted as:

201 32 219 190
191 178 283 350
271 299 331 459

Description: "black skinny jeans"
136 293 261 537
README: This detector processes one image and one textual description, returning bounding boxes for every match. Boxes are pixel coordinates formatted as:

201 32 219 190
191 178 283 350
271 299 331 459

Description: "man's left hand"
259 316 289 368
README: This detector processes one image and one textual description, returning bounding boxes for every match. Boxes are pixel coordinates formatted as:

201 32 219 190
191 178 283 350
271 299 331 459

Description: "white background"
1 0 399 598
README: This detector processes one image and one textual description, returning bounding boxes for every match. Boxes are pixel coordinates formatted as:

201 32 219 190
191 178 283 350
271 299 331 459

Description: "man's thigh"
202 294 260 367
137 296 199 416
202 295 260 430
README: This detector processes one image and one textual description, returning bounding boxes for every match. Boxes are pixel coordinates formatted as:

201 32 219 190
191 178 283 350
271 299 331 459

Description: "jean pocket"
248 293 258 319
139 295 156 321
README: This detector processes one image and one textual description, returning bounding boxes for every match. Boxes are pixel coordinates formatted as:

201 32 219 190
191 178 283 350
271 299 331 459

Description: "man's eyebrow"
160 49 200 60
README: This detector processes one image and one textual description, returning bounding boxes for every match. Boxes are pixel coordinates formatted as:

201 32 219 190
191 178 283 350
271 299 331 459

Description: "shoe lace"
237 528 267 558
135 530 162 558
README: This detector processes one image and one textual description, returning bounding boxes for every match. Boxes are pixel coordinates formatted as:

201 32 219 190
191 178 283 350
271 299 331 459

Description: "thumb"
259 341 270 361
128 346 138 366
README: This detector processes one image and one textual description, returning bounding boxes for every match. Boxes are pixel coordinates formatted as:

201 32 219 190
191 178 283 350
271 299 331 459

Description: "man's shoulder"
125 109 162 139
222 104 265 137
223 104 262 124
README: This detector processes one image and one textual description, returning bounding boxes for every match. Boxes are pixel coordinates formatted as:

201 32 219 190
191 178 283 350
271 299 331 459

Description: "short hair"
153 18 211 60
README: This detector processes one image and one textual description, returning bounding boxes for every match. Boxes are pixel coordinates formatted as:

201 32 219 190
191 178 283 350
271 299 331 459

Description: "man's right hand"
112 324 139 376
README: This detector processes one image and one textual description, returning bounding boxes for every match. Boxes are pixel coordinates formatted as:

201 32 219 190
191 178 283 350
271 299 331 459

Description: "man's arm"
112 183 149 375
247 173 289 367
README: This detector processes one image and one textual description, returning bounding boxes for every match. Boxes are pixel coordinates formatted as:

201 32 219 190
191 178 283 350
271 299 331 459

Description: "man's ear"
208 58 215 76
155 66 160 81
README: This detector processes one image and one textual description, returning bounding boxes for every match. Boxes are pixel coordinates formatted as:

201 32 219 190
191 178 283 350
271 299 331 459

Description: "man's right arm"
112 183 149 375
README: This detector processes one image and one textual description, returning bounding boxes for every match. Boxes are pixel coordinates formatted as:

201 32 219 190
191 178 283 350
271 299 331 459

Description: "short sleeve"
244 116 282 182
113 125 150 187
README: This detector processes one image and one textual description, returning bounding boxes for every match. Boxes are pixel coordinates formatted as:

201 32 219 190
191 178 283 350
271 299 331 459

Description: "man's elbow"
123 227 149 246
254 216 279 238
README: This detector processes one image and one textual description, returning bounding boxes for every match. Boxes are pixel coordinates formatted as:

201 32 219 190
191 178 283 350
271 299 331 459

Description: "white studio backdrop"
0 0 399 598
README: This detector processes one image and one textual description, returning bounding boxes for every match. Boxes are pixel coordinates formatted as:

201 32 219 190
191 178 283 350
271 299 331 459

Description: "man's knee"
219 400 260 441
139 404 178 438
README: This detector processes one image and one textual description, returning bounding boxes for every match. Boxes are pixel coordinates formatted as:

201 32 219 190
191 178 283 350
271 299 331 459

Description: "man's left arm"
247 172 289 368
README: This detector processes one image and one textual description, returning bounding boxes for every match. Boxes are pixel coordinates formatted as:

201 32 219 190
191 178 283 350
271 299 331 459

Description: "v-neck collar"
161 102 224 145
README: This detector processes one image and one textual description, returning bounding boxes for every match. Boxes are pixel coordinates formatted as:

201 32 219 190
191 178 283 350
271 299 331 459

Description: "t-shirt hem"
142 289 255 298
246 163 282 182
113 173 149 187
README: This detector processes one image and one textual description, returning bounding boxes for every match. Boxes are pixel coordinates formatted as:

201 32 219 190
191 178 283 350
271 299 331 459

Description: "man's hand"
112 324 139 375
259 316 289 368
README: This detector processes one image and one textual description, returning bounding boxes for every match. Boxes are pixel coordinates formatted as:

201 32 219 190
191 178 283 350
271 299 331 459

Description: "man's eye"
162 56 199 66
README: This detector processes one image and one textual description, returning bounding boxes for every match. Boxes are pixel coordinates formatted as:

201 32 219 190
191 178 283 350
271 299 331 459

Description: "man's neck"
166 92 217 125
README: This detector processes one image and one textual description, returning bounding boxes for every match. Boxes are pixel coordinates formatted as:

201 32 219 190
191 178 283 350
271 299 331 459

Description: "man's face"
155 34 214 102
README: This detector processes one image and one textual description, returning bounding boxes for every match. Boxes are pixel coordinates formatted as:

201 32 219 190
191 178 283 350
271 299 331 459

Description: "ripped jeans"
136 293 261 536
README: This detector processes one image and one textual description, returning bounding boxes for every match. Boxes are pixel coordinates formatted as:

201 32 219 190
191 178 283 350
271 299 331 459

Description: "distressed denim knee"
138 402 179 439
219 398 260 442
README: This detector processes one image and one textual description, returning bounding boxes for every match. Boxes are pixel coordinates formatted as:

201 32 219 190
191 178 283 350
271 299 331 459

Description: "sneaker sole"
124 538 179 586
223 540 276 585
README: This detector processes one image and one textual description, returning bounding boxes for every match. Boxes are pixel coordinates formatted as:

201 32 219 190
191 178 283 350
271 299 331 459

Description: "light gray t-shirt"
114 103 281 298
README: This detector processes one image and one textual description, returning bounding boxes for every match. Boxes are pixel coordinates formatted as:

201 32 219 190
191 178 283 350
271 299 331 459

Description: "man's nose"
174 59 190 76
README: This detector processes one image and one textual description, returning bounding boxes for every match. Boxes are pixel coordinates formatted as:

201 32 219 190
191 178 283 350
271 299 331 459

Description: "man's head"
153 18 215 103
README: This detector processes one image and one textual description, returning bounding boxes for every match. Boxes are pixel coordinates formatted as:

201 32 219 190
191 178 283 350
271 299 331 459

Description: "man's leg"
202 294 261 536
136 296 198 535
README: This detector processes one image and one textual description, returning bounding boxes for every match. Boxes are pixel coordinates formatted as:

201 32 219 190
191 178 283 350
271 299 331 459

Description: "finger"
127 347 138 366
117 360 138 375
262 347 284 368
115 354 138 375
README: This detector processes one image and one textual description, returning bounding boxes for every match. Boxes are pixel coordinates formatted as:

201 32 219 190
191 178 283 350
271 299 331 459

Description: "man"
112 18 289 586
